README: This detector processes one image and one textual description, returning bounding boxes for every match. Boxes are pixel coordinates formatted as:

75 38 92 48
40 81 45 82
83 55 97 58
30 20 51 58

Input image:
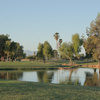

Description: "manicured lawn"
0 60 71 70
0 60 98 70
0 61 59 70
0 80 100 100
0 61 99 100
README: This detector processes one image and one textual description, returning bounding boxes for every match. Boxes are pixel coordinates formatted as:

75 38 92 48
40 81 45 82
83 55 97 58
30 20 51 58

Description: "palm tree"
59 39 62 48
53 32 60 50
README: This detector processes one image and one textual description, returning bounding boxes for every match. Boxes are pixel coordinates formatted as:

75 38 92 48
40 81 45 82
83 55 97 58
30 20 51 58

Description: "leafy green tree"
5 40 11 61
43 41 53 60
23 53 26 59
37 41 53 63
27 55 33 61
83 35 98 60
16 45 24 62
53 32 60 50
33 52 36 61
0 34 11 61
0 34 24 62
37 43 45 62
33 51 36 56
59 33 83 62
9 41 18 61
85 13 100 65
59 42 74 63
72 33 82 56
10 42 24 62
26 54 36 61
53 50 58 59
76 54 84 60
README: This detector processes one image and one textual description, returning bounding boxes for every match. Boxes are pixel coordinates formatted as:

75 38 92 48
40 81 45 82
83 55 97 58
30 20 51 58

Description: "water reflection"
84 69 99 87
0 68 100 87
59 68 81 85
0 72 23 80
37 71 54 83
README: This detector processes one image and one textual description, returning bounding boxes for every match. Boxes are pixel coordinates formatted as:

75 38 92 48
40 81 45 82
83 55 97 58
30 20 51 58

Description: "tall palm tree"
53 32 60 50
59 39 62 48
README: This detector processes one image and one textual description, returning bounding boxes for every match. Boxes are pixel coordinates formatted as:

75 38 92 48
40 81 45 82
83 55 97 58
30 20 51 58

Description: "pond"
0 68 100 87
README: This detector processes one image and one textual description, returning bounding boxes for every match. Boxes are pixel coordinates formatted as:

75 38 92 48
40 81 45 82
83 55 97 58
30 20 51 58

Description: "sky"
0 0 100 52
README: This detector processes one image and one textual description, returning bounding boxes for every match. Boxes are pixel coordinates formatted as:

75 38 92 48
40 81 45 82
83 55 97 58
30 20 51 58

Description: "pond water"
0 68 100 87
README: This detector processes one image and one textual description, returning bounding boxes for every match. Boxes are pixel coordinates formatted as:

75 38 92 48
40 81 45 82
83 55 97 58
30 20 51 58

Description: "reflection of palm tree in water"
84 69 98 86
37 71 54 83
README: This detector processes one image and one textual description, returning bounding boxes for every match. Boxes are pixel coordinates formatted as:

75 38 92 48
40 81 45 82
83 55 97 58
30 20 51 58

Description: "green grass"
0 60 98 70
0 60 71 70
75 60 98 65
0 61 58 70
0 80 100 100
0 61 99 99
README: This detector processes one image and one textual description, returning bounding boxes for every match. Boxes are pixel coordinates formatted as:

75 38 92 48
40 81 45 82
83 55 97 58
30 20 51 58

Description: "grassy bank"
0 80 100 100
0 60 70 70
0 60 98 70
0 61 58 70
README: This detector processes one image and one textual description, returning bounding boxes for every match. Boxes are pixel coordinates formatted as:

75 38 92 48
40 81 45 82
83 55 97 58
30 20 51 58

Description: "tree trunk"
69 58 72 63
12 59 14 62
56 40 58 50
56 40 58 59
7 55 9 61
65 54 72 64
1 56 5 62
19 59 21 62
43 58 45 63
61 52 72 64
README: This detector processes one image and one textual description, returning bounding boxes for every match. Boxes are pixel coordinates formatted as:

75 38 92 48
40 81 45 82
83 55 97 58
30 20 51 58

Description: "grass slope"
0 60 70 70
0 80 100 100
0 60 98 70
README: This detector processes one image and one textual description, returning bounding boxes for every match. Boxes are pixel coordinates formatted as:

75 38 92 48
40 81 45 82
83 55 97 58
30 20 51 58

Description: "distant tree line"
25 13 100 65
32 33 84 63
0 34 26 62
1 13 100 64
26 41 59 63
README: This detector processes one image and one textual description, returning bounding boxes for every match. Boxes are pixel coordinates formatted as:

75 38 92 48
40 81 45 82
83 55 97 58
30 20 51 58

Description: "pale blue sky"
0 0 100 52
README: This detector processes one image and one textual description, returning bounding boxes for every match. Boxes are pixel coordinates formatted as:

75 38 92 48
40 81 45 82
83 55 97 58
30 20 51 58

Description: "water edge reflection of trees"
0 72 23 80
1 68 100 87
84 69 99 87
37 71 54 83
59 68 81 85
